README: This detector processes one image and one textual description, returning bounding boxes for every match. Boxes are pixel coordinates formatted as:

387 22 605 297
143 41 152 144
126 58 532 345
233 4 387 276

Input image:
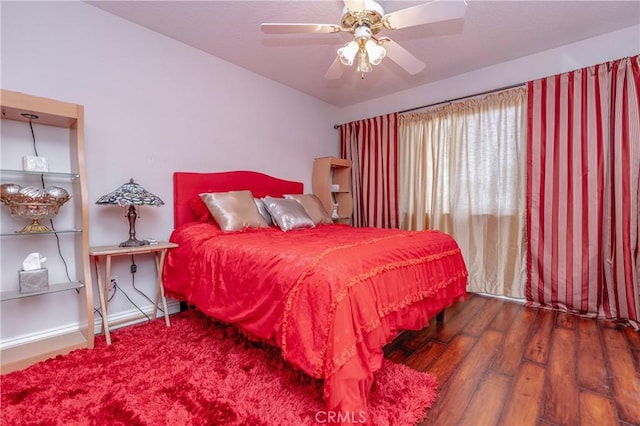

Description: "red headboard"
173 171 304 228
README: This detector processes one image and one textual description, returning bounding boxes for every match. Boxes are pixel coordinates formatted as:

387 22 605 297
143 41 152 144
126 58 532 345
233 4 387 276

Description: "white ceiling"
86 1 640 108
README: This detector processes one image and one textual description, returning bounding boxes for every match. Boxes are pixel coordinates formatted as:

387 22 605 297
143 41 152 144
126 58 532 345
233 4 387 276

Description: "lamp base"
119 238 148 248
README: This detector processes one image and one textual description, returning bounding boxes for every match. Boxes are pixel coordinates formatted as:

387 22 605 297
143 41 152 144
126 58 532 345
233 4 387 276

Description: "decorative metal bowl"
0 184 71 233
0 183 21 198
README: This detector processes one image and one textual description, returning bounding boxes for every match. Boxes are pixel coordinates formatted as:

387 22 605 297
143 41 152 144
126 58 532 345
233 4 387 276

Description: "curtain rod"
333 82 526 129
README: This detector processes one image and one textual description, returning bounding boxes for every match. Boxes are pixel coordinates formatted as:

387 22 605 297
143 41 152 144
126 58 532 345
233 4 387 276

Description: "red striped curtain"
339 113 399 228
526 55 639 329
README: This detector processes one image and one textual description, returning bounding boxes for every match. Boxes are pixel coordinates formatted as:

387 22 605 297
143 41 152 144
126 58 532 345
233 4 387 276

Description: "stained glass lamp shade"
96 179 164 247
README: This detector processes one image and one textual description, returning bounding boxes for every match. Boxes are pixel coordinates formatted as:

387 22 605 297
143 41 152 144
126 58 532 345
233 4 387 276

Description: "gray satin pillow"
284 194 333 225
200 190 269 231
262 196 315 231
254 197 274 226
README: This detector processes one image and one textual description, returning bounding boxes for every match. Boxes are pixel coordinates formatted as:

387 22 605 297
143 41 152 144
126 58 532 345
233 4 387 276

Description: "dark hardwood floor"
384 293 640 426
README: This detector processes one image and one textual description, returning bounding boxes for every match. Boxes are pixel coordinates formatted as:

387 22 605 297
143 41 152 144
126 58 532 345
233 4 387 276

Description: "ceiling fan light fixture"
356 50 373 73
338 41 359 66
364 39 386 65
261 0 466 79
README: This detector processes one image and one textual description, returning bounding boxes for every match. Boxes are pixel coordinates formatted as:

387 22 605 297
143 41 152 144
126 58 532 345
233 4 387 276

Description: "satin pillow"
284 194 333 225
262 196 315 231
254 197 274 226
200 190 269 231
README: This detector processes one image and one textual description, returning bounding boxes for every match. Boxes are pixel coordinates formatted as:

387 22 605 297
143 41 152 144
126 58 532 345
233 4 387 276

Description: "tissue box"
19 268 49 293
22 156 49 172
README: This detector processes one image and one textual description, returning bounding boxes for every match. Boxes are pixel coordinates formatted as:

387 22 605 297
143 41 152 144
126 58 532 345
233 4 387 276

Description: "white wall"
337 25 640 123
0 1 339 345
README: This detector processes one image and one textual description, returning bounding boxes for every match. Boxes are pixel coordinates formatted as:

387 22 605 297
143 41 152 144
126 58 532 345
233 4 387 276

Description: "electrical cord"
48 218 73 283
130 255 164 313
93 256 164 325
28 119 74 286
93 278 119 319
113 281 151 322
108 280 116 302
28 119 39 157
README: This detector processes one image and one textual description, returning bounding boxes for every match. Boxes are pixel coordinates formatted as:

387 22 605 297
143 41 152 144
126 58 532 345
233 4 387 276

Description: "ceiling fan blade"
343 0 365 12
261 23 342 34
383 39 426 75
383 0 467 30
324 56 347 80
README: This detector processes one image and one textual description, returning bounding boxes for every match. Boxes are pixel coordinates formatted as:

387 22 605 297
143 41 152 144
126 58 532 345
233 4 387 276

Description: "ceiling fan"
261 0 467 79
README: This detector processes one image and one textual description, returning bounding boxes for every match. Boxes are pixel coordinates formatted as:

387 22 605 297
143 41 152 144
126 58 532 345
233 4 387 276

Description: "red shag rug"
1 310 438 425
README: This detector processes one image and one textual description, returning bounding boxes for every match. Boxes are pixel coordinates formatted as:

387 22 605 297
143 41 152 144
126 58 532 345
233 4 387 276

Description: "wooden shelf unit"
0 89 94 374
312 157 353 225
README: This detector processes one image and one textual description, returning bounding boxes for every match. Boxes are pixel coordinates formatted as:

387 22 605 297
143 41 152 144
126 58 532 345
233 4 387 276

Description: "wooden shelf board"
1 89 78 127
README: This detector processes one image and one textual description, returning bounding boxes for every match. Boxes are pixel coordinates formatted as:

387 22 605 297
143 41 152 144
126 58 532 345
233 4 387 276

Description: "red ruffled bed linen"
163 222 467 421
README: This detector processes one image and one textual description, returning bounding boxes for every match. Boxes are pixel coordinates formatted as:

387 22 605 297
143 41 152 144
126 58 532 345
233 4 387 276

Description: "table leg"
153 249 171 327
103 255 113 344
94 256 111 345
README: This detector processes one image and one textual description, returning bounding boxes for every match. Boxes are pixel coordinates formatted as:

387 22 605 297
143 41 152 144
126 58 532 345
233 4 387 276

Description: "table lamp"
96 178 164 247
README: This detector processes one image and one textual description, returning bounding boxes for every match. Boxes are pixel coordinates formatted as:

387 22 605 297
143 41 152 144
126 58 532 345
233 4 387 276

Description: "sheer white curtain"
399 88 527 297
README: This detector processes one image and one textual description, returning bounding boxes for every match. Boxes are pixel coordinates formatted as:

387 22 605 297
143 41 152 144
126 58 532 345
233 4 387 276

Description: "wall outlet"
109 276 118 290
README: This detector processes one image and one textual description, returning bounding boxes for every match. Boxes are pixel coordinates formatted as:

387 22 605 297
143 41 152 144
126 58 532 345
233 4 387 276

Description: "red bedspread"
163 222 467 422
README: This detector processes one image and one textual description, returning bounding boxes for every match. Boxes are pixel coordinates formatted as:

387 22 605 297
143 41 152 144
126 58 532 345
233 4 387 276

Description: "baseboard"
93 300 181 333
0 300 181 350
0 323 85 351
476 292 526 303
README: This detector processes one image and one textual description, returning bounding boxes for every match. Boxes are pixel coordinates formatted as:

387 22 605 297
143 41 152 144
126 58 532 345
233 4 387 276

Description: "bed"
162 170 468 422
